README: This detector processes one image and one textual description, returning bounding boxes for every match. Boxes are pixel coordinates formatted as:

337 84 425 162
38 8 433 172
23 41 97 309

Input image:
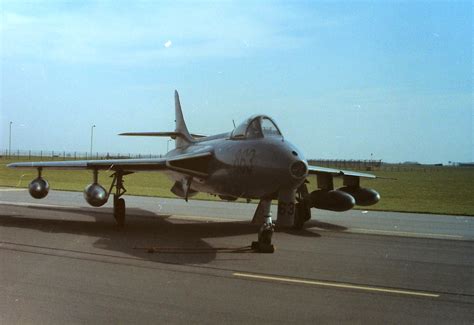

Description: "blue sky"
1 0 472 163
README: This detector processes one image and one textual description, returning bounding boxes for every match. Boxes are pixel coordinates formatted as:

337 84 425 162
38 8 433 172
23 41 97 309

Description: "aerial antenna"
232 119 236 128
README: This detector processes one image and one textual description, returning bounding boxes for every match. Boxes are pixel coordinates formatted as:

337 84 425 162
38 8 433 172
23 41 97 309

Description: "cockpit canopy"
231 115 282 140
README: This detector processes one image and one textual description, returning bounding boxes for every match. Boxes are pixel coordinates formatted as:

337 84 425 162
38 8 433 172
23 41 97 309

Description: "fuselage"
165 131 308 199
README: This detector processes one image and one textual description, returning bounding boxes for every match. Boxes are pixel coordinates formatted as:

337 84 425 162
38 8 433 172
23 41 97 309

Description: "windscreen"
261 117 282 137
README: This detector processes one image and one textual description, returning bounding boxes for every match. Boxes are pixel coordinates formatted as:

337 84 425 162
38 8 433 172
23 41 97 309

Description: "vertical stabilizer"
174 90 194 148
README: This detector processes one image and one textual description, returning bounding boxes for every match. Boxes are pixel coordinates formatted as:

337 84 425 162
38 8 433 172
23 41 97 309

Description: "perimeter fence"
308 159 383 171
307 159 469 172
1 149 163 160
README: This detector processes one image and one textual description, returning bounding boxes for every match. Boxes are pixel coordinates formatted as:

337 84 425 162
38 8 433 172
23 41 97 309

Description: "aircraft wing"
7 151 213 177
7 158 168 171
307 165 377 179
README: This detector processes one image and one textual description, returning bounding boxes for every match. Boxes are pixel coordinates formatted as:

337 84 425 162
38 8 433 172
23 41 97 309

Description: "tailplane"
119 91 204 149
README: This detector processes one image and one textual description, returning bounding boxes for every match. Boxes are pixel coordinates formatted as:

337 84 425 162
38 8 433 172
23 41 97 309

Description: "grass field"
1 157 473 216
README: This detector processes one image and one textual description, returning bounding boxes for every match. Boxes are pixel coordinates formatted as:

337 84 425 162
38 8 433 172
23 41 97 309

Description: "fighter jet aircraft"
8 91 380 252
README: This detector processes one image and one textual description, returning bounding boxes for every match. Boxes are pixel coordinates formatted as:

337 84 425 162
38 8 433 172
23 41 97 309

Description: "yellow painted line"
350 228 463 239
233 272 440 298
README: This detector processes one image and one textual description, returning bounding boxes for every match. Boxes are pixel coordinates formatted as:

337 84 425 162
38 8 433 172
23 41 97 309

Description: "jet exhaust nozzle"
28 177 50 199
338 186 380 206
84 183 108 207
310 190 355 212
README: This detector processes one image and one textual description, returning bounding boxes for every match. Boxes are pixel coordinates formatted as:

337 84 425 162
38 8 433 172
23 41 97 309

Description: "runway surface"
1 188 473 323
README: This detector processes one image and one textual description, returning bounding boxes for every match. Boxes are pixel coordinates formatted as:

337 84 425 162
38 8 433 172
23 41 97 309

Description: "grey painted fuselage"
165 131 307 200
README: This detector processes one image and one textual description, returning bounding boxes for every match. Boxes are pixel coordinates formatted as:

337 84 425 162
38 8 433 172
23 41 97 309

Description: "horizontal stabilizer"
119 132 206 139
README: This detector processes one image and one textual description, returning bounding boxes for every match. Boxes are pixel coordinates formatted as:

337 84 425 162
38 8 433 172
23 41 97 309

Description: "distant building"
458 162 474 167
402 161 421 165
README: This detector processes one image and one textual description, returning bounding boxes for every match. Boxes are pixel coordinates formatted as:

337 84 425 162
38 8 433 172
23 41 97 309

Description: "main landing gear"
108 171 128 227
114 197 126 227
294 183 312 230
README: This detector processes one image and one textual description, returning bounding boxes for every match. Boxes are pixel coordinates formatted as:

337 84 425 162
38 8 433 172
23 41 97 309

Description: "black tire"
258 244 275 253
251 241 260 250
251 241 275 253
259 229 273 245
114 198 126 227
293 210 305 230
293 202 310 230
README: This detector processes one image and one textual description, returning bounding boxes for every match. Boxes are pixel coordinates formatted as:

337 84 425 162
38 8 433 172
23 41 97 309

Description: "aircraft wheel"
259 229 273 245
293 202 310 230
259 243 275 253
293 203 305 229
252 240 275 253
114 198 126 227
252 226 275 253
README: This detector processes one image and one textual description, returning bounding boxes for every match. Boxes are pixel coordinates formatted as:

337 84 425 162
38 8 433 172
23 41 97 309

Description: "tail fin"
174 90 194 148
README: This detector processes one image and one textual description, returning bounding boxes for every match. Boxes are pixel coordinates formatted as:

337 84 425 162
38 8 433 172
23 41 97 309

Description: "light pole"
90 124 96 157
167 139 172 152
9 121 12 157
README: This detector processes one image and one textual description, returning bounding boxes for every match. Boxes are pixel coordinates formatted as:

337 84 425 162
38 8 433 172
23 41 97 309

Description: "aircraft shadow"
305 220 348 232
0 205 341 265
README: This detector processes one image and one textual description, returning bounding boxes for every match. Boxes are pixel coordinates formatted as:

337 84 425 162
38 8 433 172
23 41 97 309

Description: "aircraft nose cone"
290 160 308 179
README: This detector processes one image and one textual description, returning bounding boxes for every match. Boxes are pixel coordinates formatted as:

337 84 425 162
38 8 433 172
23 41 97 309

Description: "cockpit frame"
230 115 283 140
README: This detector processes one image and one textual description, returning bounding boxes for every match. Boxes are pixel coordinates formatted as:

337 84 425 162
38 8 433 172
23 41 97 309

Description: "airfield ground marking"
349 228 463 239
233 272 440 298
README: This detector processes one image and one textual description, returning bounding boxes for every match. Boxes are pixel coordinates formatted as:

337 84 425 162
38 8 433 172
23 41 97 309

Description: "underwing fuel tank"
84 183 108 207
28 177 50 199
338 186 380 206
310 190 355 212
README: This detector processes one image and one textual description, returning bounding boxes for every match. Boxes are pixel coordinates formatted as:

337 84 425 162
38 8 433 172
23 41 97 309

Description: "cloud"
0 2 316 66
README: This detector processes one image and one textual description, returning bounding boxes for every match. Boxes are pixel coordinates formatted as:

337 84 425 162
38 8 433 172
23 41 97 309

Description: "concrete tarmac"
0 188 473 324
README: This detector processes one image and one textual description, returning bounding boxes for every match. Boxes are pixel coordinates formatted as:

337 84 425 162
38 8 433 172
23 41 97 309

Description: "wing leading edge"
307 165 377 179
7 158 168 172
8 150 213 177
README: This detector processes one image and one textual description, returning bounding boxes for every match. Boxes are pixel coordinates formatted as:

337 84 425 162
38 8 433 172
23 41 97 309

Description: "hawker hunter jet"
8 91 380 252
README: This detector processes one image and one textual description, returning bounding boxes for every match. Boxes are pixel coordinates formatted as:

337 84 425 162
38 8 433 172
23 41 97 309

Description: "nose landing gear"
252 214 275 253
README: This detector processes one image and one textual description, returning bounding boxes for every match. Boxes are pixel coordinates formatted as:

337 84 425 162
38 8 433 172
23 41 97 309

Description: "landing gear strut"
108 171 128 227
252 214 275 253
